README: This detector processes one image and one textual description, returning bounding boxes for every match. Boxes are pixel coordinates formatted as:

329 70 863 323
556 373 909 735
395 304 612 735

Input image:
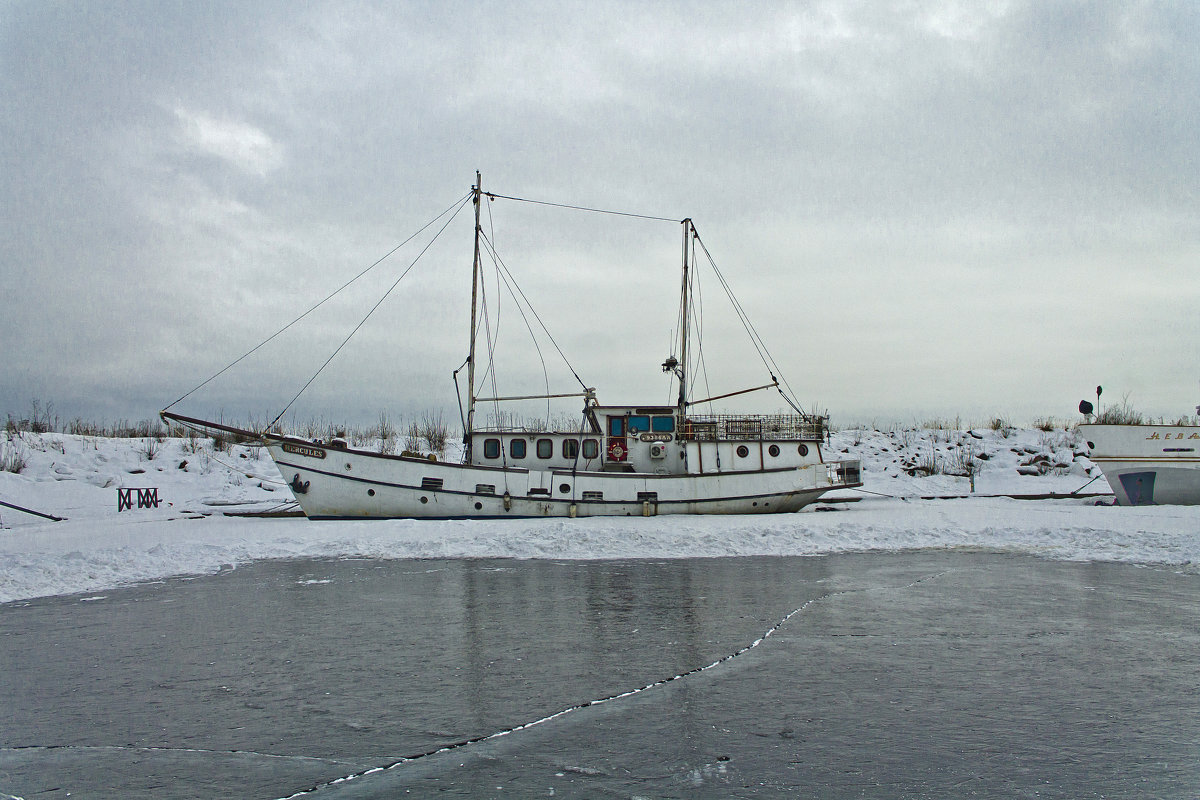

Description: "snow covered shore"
2 426 1198 603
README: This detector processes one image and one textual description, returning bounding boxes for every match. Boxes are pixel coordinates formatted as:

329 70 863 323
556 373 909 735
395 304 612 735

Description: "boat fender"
503 492 512 511
290 474 310 495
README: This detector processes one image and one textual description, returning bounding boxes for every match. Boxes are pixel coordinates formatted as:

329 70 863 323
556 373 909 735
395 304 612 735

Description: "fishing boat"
164 175 861 518
1080 418 1200 506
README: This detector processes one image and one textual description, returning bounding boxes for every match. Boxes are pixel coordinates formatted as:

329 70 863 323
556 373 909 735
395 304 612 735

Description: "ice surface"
1 427 1197 603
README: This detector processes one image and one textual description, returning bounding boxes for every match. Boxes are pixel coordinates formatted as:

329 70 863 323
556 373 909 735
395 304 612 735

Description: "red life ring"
607 437 628 462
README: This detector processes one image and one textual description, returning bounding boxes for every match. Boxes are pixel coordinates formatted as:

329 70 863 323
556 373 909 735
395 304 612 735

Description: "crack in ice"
275 571 947 798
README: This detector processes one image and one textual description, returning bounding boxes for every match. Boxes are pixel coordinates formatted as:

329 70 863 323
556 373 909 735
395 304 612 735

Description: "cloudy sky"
2 1 1197 431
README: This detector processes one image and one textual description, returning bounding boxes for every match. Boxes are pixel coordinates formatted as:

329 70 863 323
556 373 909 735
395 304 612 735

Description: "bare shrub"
1095 401 1144 425
947 435 982 491
419 412 448 456
377 412 397 454
891 426 914 450
183 428 205 454
1032 417 1055 432
905 442 943 477
403 422 422 453
1 436 28 474
68 417 102 436
28 400 55 433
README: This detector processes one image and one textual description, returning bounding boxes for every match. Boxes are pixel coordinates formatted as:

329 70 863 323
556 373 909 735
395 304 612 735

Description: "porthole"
367 489 375 497
736 445 750 458
420 496 428 504
474 502 483 510
768 444 780 457
798 444 809 457
559 483 571 494
345 462 352 471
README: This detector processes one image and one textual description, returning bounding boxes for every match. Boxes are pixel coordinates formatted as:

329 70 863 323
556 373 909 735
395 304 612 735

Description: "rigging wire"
482 200 508 464
691 229 811 417
482 192 679 223
264 194 473 432
688 238 716 413
478 231 590 395
479 234 555 425
475 219 500 428
163 191 473 414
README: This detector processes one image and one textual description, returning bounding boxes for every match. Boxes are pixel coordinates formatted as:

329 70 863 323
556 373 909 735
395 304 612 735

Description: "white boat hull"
267 439 861 519
1080 424 1200 506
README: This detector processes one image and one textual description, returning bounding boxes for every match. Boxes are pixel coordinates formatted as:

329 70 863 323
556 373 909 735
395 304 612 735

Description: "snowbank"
2 427 1197 603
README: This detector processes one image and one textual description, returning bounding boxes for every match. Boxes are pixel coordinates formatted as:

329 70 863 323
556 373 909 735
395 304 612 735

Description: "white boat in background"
1080 422 1200 506
164 174 861 519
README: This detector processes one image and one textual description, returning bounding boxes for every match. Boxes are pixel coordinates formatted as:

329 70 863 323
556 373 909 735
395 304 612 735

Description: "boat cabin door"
606 416 627 462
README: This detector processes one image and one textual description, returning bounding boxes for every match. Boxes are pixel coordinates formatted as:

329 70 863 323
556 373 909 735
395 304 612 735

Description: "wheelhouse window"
651 416 675 433
483 438 501 459
537 438 553 459
608 416 625 436
510 438 527 459
582 438 599 459
628 415 651 434
563 439 579 459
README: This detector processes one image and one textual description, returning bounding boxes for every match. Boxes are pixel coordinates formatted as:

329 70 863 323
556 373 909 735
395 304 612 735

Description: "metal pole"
677 218 691 413
0 499 66 522
465 172 482 453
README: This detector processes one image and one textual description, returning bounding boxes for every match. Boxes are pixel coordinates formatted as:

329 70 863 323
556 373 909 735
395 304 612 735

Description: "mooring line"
274 571 948 799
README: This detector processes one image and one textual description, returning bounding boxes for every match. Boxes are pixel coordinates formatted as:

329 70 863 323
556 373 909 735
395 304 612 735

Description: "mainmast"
677 218 692 413
465 172 483 444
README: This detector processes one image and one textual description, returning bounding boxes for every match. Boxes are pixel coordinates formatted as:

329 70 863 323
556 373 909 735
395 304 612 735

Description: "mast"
677 218 692 413
465 172 483 444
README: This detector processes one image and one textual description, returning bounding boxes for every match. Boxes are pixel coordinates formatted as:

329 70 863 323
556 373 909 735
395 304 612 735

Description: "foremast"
465 172 483 454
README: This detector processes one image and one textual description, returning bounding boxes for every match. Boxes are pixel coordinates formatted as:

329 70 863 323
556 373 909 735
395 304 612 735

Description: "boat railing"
681 414 827 442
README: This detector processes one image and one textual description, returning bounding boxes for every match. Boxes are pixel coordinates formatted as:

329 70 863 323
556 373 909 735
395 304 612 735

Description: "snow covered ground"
1 425 1197 604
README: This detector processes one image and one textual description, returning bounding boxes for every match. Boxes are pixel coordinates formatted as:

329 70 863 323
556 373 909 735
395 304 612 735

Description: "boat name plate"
282 443 327 459
638 433 673 443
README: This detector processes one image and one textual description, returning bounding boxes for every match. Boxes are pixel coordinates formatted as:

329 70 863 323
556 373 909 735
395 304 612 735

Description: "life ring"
607 437 628 462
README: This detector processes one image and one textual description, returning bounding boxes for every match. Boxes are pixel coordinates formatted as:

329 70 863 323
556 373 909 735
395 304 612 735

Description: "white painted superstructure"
266 405 860 519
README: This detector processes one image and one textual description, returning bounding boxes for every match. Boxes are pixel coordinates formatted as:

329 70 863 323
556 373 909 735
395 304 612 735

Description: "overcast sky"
3 1 1197 431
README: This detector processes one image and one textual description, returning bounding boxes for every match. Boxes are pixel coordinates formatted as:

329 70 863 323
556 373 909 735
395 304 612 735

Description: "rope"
691 229 811 418
163 191 473 413
482 239 553 424
479 231 590 394
482 192 679 223
265 195 473 431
